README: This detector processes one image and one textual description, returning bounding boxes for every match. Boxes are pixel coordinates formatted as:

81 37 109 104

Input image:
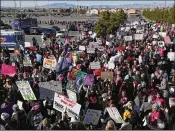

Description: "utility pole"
20 0 22 30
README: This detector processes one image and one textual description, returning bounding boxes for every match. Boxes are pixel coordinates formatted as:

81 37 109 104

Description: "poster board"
43 58 57 70
87 48 95 54
66 89 77 102
134 34 144 40
124 36 132 41
83 109 102 125
101 72 113 81
169 97 175 107
106 107 125 124
153 34 159 39
39 81 62 94
16 81 36 100
23 56 32 67
167 52 175 61
79 45 86 51
164 36 171 44
90 62 101 69
53 93 81 117
159 32 167 37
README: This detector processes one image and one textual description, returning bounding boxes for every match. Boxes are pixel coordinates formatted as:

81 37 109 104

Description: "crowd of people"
0 16 175 130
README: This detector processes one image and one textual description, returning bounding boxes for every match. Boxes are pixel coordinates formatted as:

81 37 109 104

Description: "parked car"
51 26 60 32
30 27 44 35
42 28 56 38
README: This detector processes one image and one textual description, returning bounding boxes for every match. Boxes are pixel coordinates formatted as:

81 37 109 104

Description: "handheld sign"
90 62 101 69
158 41 165 47
124 36 132 41
134 34 144 40
43 58 57 70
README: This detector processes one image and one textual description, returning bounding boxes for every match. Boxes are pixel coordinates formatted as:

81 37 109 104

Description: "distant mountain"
41 3 76 8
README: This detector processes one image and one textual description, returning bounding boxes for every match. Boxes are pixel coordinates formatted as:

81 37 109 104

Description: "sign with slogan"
124 36 132 41
16 81 36 100
83 109 102 125
43 58 57 70
159 32 167 37
106 107 125 124
158 41 165 47
53 93 81 117
134 34 144 40
167 52 175 62
39 81 62 94
1 64 17 77
79 45 86 51
66 89 77 102
101 72 113 81
87 48 95 54
153 34 159 39
90 62 101 69
23 56 32 67
164 36 171 44
84 74 94 86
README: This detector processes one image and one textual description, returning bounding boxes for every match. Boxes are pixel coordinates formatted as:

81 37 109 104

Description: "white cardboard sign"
90 62 101 69
167 52 175 61
83 109 102 125
43 58 57 70
134 34 144 40
106 107 125 124
79 45 86 51
159 32 167 37
158 41 165 47
53 93 81 117
87 48 95 54
66 89 77 102
124 36 132 41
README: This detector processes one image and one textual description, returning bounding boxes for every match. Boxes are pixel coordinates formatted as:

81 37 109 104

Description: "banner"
79 45 86 51
43 58 57 70
90 62 101 69
124 36 132 41
16 81 36 100
23 56 32 67
39 81 62 94
83 109 102 125
101 72 113 81
164 36 171 44
1 64 17 77
134 34 144 40
53 93 81 117
66 89 77 102
84 74 94 86
106 107 125 123
167 52 175 61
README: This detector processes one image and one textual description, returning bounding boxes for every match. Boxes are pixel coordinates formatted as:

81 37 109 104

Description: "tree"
94 10 127 37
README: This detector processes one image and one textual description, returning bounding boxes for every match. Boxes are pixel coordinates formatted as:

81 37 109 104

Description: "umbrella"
26 46 38 51
115 46 125 51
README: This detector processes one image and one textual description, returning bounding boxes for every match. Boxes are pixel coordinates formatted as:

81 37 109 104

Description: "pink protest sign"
1 64 17 77
84 74 94 86
164 36 171 44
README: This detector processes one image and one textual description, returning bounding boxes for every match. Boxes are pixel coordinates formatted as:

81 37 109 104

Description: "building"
127 9 136 14
86 9 99 15
109 9 117 13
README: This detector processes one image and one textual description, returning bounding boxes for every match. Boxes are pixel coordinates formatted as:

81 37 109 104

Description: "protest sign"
125 27 130 32
134 34 144 40
1 64 17 77
153 34 159 39
172 24 175 28
68 31 79 37
167 52 175 61
66 89 77 102
164 36 171 44
53 93 81 117
66 80 76 92
83 109 102 125
108 62 115 69
124 36 132 41
159 32 167 37
90 62 101 69
36 54 42 62
169 97 175 107
43 58 57 70
106 107 125 124
158 41 165 47
16 81 36 100
84 74 94 86
23 56 32 67
87 48 95 54
39 81 62 94
79 45 86 51
101 72 113 81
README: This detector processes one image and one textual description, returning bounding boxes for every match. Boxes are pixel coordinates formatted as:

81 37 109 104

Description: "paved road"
127 14 140 22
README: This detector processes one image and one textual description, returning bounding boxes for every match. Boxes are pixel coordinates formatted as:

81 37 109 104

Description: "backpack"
33 112 43 130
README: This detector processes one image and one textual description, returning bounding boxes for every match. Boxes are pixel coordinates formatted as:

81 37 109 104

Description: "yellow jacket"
123 110 131 121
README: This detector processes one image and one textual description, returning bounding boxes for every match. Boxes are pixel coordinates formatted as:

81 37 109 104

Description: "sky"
1 1 174 7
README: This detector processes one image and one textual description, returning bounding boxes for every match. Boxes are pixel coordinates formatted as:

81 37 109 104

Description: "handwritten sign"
124 36 132 41
101 72 113 81
39 81 62 94
66 89 77 102
134 34 144 40
53 93 81 117
106 107 125 124
23 56 32 67
158 41 165 47
16 81 36 100
79 45 86 51
87 48 95 54
90 62 101 69
84 74 94 86
83 109 102 125
1 64 17 77
43 58 57 70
